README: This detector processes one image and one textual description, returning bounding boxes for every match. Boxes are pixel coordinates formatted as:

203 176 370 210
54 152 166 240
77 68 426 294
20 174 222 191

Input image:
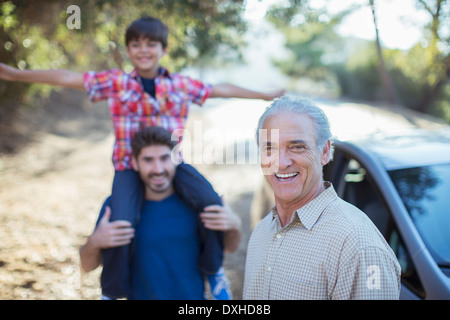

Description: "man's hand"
80 206 135 273
90 206 135 249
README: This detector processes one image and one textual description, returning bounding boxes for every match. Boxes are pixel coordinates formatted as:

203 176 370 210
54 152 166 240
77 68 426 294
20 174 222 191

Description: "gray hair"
256 96 334 159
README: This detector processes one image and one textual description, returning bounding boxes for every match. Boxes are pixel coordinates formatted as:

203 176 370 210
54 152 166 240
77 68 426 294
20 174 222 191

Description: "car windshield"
389 163 450 266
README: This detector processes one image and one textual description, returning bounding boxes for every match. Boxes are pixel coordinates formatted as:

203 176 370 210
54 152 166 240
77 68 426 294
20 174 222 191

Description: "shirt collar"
296 182 337 230
129 67 171 80
271 182 338 230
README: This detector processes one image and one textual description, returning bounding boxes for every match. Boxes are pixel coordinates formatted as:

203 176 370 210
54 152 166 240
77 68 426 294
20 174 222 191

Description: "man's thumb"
100 206 111 224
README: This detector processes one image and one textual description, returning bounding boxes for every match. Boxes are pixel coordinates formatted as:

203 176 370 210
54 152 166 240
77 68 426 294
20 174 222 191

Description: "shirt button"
276 233 282 239
267 266 272 272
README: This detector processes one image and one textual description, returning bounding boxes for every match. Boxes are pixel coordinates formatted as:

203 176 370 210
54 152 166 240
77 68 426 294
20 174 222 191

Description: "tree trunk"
369 0 400 105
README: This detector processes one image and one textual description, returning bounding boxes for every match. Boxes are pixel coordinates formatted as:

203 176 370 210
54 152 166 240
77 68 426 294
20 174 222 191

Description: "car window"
336 156 426 298
389 163 450 266
342 159 390 234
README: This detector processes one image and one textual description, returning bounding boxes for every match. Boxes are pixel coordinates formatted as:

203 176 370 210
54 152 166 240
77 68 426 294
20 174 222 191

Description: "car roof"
336 127 450 171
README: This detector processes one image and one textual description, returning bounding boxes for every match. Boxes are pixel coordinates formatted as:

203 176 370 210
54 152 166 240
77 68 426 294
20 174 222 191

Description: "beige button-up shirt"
243 183 401 300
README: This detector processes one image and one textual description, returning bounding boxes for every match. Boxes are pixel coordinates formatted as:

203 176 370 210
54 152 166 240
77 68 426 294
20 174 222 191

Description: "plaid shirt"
243 182 401 300
83 67 212 170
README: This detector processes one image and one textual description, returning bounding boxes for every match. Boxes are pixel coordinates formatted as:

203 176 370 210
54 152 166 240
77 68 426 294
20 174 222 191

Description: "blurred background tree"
266 0 450 123
0 0 449 143
0 0 247 152
0 0 247 104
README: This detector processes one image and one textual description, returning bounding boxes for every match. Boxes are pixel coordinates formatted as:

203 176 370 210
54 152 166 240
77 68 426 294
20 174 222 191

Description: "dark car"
323 128 450 299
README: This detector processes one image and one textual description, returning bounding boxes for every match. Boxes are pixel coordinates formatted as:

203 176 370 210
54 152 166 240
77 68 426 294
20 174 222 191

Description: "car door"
323 146 426 299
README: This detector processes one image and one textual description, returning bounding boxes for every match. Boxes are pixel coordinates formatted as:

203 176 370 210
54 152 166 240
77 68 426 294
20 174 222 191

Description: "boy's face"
126 37 167 78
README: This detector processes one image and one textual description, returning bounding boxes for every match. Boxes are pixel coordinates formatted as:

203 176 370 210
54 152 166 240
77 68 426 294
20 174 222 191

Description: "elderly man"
243 96 400 300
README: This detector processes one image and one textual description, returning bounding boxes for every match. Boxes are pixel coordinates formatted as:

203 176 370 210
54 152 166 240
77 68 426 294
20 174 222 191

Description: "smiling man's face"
132 144 178 201
259 112 331 210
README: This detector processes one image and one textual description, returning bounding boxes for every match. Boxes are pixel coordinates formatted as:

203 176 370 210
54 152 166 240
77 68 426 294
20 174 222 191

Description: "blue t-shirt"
140 76 156 98
97 194 204 300
128 193 204 300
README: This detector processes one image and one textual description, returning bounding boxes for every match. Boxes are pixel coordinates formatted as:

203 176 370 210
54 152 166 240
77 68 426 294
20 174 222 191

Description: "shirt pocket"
161 91 187 116
119 90 141 114
274 251 329 299
276 276 328 300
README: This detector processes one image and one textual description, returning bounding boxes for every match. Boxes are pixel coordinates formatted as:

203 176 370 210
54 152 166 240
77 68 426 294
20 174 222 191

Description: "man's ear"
320 140 331 166
170 143 183 165
131 156 139 172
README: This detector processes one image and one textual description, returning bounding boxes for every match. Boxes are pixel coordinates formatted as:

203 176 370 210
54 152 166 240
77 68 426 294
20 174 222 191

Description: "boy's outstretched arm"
0 62 84 90
210 83 284 101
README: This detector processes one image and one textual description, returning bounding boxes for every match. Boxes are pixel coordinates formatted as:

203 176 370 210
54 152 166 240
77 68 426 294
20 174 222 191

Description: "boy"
0 16 284 299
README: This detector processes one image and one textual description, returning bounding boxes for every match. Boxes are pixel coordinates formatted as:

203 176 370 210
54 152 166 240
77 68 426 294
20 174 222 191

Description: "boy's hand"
90 206 135 249
210 83 285 101
0 63 18 81
261 89 285 101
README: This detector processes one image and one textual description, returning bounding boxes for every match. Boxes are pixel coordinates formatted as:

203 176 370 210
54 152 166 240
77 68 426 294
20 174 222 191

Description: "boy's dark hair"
125 16 169 48
131 126 178 158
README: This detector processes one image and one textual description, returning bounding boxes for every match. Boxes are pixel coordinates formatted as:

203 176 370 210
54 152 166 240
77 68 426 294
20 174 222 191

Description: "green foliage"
330 40 450 121
330 38 450 122
0 0 247 105
266 1 347 82
266 0 450 123
331 44 383 101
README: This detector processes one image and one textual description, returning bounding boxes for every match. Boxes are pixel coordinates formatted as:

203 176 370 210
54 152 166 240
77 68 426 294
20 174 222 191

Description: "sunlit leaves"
0 0 247 105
